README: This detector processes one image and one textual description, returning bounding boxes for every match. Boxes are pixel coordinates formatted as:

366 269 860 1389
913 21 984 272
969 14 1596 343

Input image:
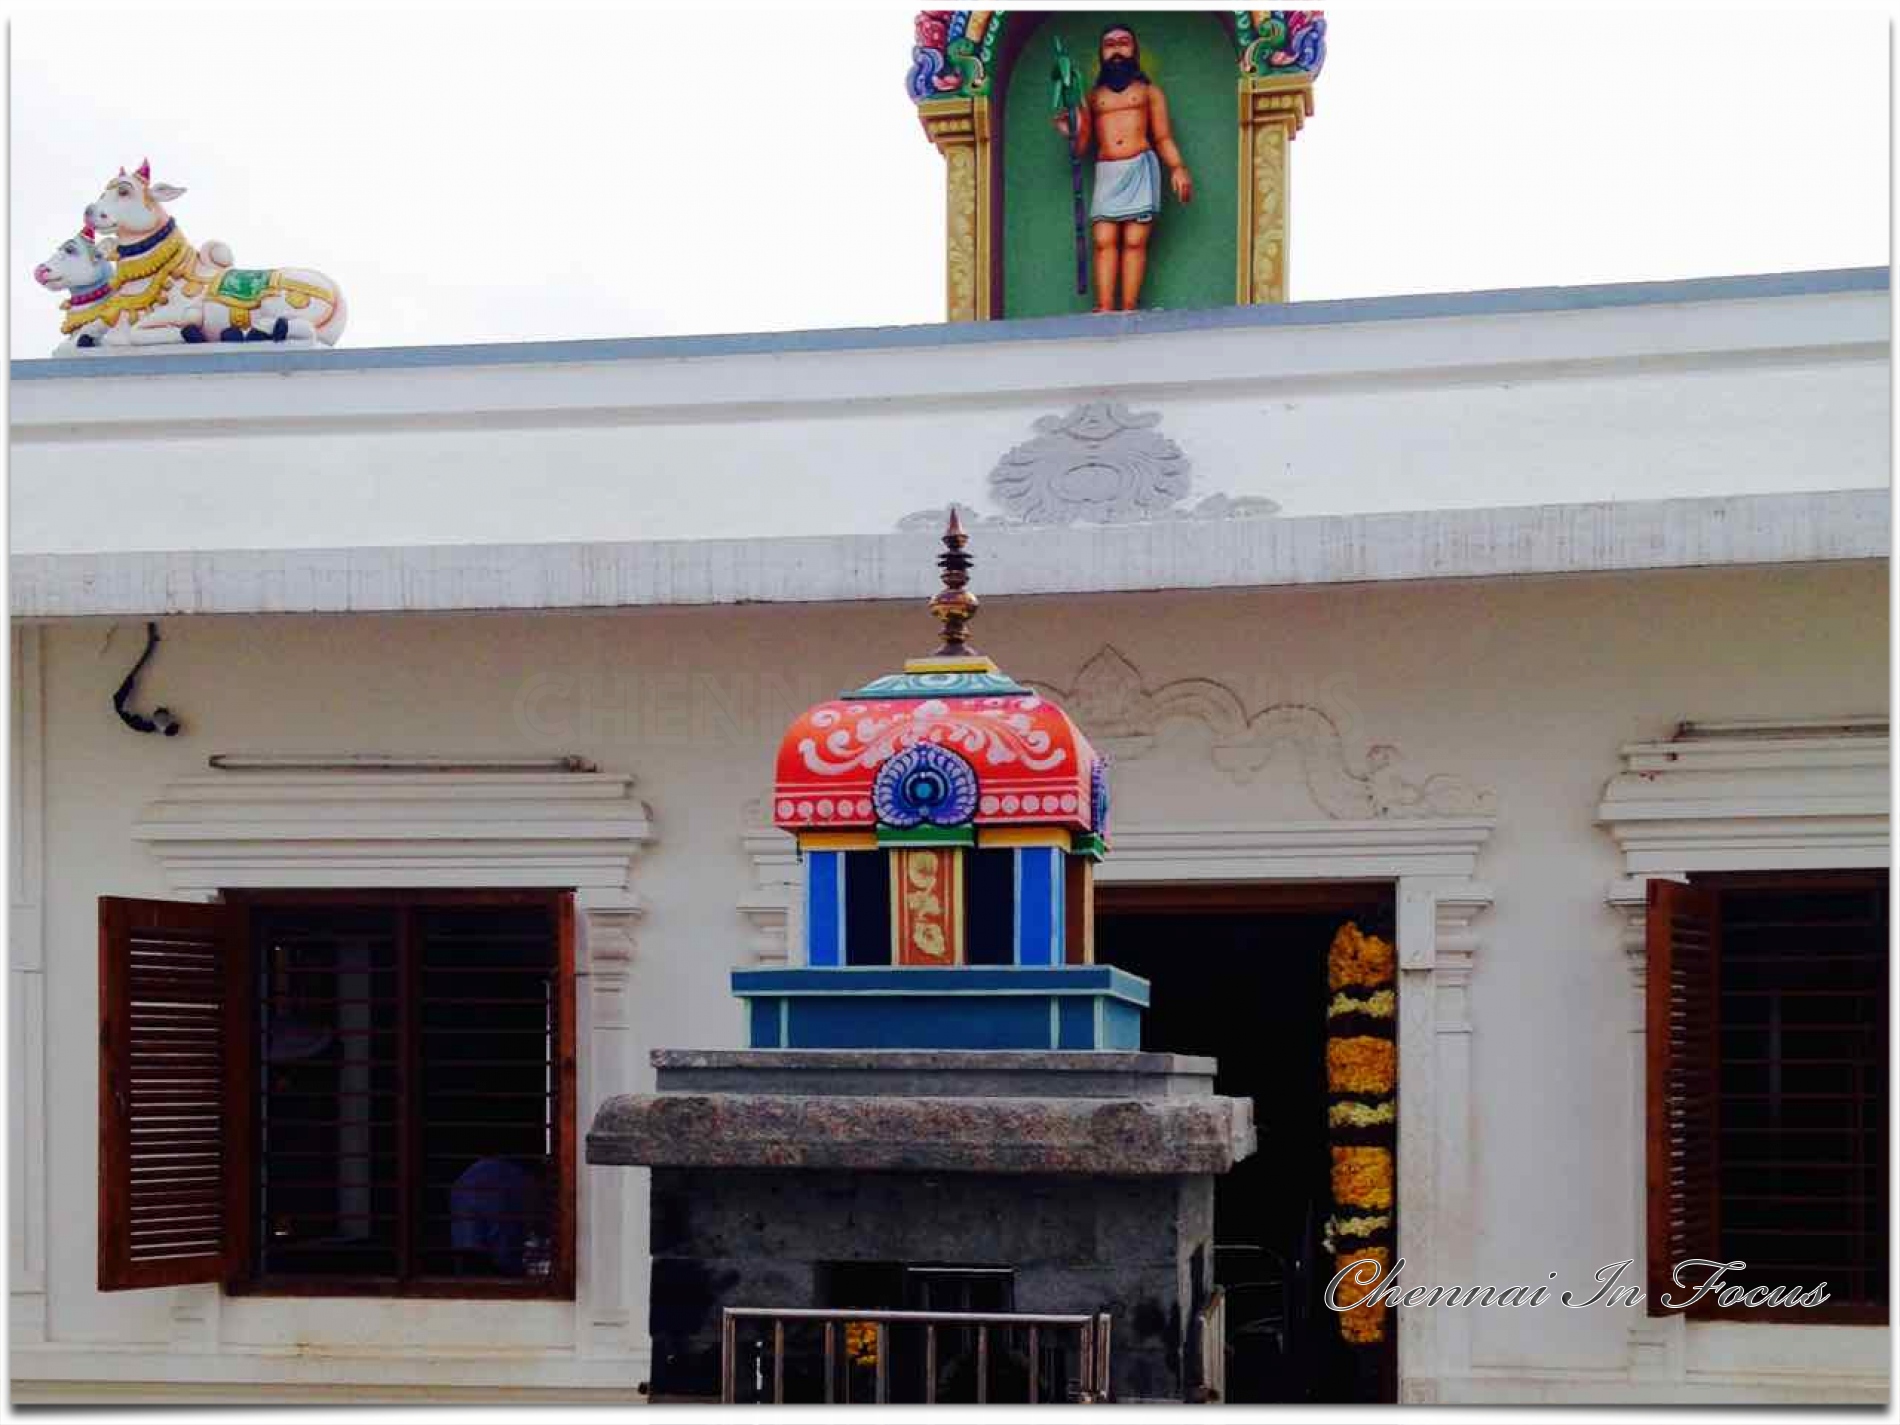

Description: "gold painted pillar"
890 846 966 965
918 97 994 322
1236 75 1315 305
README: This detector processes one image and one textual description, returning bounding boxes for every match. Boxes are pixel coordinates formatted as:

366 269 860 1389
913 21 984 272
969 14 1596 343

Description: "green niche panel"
876 824 976 848
1000 12 1239 319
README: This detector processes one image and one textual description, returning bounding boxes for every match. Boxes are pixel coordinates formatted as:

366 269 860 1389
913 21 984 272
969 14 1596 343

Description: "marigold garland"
1333 1247 1391 1345
1325 1036 1396 1096
1327 1099 1396 1129
1327 988 1395 1019
1330 1145 1394 1209
1331 1212 1392 1238
1326 921 1395 992
844 1320 878 1367
1324 920 1397 1346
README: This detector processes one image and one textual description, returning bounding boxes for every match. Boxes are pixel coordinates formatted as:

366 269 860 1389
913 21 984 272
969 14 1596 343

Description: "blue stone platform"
730 965 1150 1051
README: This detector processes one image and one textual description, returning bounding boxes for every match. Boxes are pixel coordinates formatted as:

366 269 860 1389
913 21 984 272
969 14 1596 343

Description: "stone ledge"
652 1049 1214 1072
650 1047 1219 1099
587 1091 1256 1175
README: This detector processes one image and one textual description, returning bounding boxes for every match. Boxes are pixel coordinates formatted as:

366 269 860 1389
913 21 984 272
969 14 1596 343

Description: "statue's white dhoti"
1090 149 1161 223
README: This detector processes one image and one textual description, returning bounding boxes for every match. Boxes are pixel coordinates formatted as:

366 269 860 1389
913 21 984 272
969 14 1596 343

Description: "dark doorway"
1096 883 1398 1405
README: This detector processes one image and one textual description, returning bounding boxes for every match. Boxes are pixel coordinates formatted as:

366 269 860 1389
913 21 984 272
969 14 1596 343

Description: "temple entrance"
1095 883 1399 1406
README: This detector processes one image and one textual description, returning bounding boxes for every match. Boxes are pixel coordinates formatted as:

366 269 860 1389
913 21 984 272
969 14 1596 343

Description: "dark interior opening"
248 897 560 1292
966 850 1017 964
843 851 891 965
1695 871 1889 1314
1096 883 1398 1405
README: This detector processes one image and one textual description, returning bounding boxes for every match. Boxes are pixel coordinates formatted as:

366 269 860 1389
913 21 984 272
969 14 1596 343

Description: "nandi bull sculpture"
33 160 346 354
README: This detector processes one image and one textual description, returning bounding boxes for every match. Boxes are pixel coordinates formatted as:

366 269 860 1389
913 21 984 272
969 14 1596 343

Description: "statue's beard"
1097 54 1146 92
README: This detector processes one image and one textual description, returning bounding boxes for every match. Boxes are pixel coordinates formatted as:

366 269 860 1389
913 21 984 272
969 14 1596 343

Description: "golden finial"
928 507 979 656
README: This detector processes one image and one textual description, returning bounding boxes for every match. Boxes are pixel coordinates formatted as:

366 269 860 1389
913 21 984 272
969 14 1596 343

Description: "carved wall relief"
899 401 1279 530
1029 646 1496 818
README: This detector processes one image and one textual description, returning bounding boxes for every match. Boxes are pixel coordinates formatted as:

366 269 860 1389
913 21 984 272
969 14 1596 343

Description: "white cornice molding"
11 489 1888 620
133 770 654 904
1597 723 1889 874
1096 821 1496 883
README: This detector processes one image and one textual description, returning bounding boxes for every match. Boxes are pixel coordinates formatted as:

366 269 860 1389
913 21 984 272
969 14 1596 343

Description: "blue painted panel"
1056 998 1095 1050
787 995 1055 1050
1012 847 1064 967
749 998 783 1049
1103 1001 1143 1051
743 988 1144 1049
731 964 1151 1005
804 851 844 967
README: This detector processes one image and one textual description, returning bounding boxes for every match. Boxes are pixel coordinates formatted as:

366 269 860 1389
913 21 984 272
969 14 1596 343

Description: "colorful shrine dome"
771 512 1108 849
740 512 1138 1049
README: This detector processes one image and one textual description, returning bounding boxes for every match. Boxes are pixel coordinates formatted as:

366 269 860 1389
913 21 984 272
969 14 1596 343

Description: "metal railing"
721 1305 1112 1404
1191 1284 1227 1403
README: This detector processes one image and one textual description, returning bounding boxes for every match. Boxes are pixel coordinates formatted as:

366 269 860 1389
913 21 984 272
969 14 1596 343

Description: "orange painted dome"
770 513 1109 843
773 672 1102 834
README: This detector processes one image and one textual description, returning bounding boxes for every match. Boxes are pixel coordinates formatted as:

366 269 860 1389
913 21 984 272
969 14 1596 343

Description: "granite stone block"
618 1046 1246 1403
589 1090 1252 1175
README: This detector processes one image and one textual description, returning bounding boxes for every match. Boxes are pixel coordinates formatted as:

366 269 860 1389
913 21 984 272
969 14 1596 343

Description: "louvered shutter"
1645 879 1722 1315
98 897 249 1290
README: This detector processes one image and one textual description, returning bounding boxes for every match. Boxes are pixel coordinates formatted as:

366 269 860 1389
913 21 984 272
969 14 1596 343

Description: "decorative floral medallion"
896 402 1280 530
874 743 980 828
992 401 1192 524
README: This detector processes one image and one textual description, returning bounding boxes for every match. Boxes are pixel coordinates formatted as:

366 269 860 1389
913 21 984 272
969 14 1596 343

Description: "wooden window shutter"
98 896 250 1291
1645 879 1722 1315
552 890 578 1300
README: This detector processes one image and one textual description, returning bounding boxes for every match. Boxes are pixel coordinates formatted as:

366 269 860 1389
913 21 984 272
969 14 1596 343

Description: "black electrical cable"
112 621 181 736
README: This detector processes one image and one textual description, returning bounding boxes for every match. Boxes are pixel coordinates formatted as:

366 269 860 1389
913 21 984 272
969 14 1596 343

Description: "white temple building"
8 252 1889 1402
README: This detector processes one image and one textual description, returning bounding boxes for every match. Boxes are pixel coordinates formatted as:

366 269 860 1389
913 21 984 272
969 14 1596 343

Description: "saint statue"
1053 24 1194 313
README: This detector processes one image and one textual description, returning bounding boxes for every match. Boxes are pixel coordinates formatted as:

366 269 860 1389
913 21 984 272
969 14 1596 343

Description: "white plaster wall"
11 560 1889 1401
9 287 1887 558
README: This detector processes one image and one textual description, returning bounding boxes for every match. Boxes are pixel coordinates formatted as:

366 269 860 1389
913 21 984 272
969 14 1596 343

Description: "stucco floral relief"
1028 646 1497 818
899 401 1280 530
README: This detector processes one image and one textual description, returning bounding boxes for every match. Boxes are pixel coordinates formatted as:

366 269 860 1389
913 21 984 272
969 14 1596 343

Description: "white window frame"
1599 718 1890 1391
125 765 653 1360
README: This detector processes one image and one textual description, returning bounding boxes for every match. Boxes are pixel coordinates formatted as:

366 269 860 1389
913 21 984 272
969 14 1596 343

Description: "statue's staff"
1050 36 1088 296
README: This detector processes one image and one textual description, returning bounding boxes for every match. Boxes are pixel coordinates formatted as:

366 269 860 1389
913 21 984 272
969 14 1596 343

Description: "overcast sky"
10 4 1889 359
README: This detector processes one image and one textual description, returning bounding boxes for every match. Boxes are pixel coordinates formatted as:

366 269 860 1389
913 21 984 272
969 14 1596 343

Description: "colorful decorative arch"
906 10 1325 102
774 691 1098 833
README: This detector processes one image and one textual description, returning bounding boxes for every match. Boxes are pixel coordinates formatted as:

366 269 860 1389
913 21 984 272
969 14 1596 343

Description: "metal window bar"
720 1306 1111 1405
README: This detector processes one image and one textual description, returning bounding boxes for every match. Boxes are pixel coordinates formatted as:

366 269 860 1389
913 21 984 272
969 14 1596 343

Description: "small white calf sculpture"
33 228 124 353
